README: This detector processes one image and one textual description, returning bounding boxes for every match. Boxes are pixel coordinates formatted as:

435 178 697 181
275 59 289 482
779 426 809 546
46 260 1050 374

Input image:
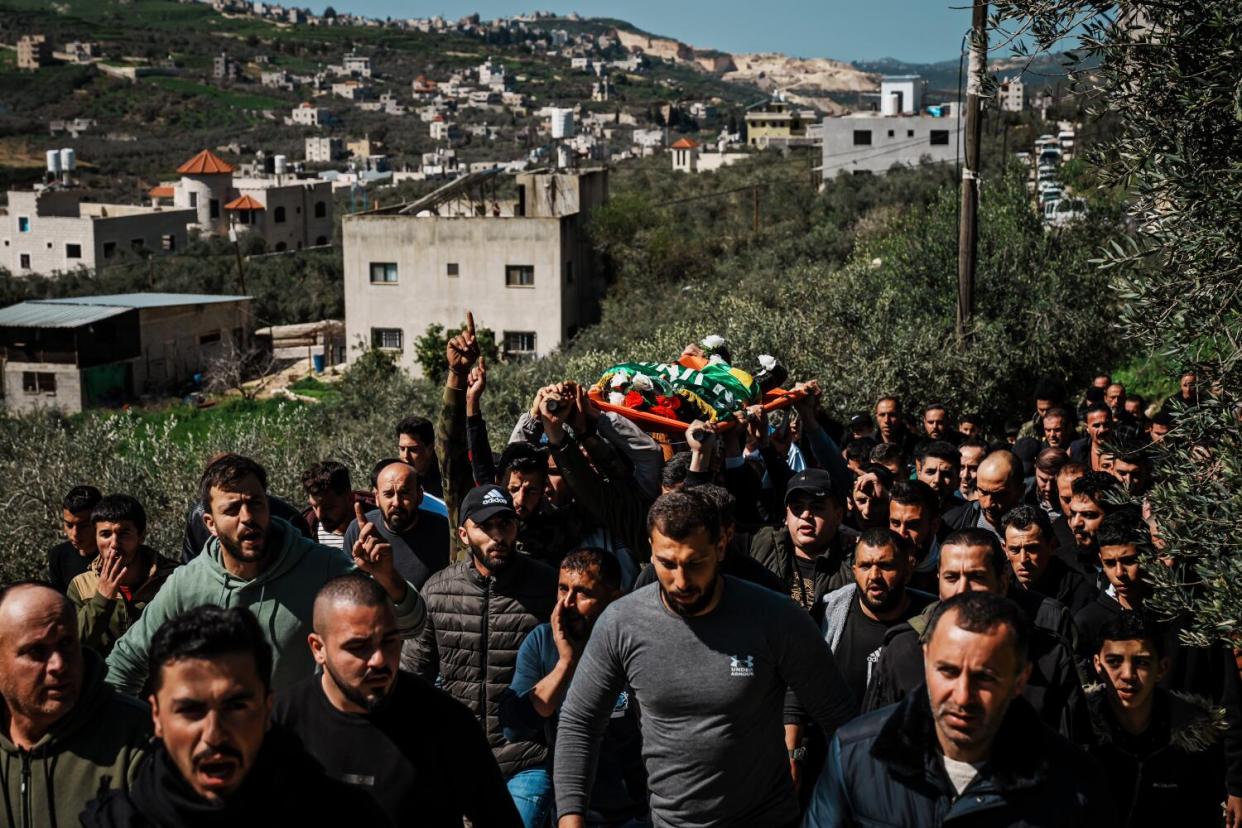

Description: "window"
237 210 251 225
189 192 198 208
18 217 30 233
446 262 459 277
887 129 894 138
66 243 82 259
199 331 221 346
852 130 872 146
564 260 574 284
19 254 30 270
371 327 403 351
209 199 220 219
103 242 116 259
161 235 175 252
930 130 950 146
314 201 327 218
315 235 328 246
505 265 534 287
907 129 914 138
504 331 537 356
131 238 144 253
274 206 287 223
275 242 287 252
21 372 56 394
370 262 398 283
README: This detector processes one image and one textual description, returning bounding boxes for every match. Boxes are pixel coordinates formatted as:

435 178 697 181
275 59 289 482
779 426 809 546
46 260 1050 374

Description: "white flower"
701 334 726 350
758 354 777 371
608 391 626 406
609 370 630 388
631 374 654 392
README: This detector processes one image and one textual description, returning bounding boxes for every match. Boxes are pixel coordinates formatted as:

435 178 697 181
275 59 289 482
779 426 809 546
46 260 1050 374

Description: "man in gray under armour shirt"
554 489 857 828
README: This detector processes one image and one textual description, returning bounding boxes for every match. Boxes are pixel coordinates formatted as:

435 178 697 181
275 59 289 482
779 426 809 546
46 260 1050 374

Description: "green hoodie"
105 517 426 696
0 649 151 828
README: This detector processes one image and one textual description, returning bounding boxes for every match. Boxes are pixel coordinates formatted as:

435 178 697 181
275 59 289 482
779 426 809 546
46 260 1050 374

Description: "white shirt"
316 524 345 550
942 754 983 796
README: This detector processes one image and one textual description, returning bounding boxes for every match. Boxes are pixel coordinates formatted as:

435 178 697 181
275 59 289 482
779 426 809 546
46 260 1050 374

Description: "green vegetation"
145 76 289 110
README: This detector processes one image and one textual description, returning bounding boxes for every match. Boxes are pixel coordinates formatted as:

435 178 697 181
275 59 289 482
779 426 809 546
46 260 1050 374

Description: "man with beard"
498 442 585 568
943 450 1024 537
874 396 917 464
887 480 942 593
1041 408 1072 451
81 605 386 827
300 461 374 551
105 453 426 695
820 528 934 704
405 483 558 819
921 404 954 443
957 437 988 502
1061 470 1120 578
1000 505 1096 617
273 575 520 827
554 489 856 828
1071 402 1114 472
342 460 449 590
0 583 151 828
804 592 1110 826
501 548 645 828
913 441 962 511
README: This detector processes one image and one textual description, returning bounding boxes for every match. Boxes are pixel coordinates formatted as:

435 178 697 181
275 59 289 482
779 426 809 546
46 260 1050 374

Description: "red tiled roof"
177 149 236 175
148 185 175 198
224 194 265 211
670 137 700 149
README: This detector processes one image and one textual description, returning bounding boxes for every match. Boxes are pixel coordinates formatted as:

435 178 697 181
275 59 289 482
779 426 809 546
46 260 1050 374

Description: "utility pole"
956 1 988 346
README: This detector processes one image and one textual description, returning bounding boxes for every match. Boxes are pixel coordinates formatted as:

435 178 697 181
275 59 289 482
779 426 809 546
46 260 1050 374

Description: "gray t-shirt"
554 576 857 828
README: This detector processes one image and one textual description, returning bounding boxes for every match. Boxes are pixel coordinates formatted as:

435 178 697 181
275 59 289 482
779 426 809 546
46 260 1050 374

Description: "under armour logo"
730 655 755 677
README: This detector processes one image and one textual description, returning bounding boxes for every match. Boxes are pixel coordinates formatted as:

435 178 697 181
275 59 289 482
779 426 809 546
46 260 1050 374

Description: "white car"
1045 198 1088 227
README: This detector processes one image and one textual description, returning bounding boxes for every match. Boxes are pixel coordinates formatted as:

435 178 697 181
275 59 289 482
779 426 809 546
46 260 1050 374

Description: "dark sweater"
341 507 450 590
46 540 95 592
272 672 521 828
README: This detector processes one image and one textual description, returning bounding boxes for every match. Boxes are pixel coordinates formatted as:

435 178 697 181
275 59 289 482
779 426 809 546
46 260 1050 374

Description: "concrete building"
305 136 345 163
213 52 241 81
814 105 961 178
332 80 375 101
2 186 195 277
17 35 53 70
429 118 461 142
999 76 1026 112
671 137 699 173
0 293 251 413
878 76 924 115
745 97 817 148
342 52 373 78
162 149 334 249
290 102 330 126
343 168 608 375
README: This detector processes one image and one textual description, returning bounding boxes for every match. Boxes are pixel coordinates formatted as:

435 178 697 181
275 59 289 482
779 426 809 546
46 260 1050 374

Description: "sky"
334 0 975 64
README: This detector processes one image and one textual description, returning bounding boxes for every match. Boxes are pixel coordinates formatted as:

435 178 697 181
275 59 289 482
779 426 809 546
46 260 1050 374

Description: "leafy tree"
413 323 498 384
989 0 1242 645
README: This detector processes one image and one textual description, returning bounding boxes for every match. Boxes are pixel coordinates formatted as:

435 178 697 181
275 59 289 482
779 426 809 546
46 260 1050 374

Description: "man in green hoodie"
105 453 427 696
0 582 151 828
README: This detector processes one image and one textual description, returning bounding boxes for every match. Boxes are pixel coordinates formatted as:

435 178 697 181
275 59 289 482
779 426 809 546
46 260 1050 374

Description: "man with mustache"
273 575 520 827
342 459 450 590
105 453 427 695
554 489 856 828
804 592 1110 826
942 450 1025 538
500 548 644 827
81 605 385 826
405 483 558 821
0 583 151 828
1000 505 1096 617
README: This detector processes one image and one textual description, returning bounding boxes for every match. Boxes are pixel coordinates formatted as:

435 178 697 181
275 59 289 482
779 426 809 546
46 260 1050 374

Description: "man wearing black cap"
404 483 558 818
750 469 851 612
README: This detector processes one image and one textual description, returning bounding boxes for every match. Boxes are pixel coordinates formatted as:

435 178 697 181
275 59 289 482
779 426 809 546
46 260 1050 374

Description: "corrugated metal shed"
0 302 129 328
0 293 250 329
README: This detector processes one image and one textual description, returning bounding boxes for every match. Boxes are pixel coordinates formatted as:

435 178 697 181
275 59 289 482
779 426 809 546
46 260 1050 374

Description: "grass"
288 375 340 402
122 396 301 446
145 76 289 110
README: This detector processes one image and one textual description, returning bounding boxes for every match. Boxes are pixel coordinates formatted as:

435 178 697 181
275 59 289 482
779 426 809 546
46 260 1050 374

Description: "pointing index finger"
465 311 475 337
354 501 367 527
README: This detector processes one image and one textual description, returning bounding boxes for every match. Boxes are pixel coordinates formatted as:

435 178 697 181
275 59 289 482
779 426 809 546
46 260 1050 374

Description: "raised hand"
745 405 769 448
685 419 715 453
96 549 127 602
466 355 487 416
446 311 480 384
550 598 580 664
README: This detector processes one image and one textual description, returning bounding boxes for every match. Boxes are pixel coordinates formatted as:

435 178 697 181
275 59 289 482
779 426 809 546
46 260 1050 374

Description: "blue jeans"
507 767 554 828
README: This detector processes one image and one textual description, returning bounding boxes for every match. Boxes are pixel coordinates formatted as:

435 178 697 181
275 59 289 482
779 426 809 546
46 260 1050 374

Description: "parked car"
1044 197 1088 227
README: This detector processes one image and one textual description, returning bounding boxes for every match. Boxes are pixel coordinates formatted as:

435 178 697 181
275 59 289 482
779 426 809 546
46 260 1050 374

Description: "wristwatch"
788 747 807 763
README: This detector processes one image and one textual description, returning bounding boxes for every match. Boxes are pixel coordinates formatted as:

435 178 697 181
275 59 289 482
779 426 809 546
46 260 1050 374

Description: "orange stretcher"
587 386 807 435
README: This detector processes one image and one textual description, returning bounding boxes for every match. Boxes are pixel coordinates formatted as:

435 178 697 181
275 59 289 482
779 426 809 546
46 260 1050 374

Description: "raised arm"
438 312 480 558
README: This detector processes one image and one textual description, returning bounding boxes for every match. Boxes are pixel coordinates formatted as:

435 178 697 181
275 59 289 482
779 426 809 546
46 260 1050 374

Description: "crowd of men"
2 314 1236 828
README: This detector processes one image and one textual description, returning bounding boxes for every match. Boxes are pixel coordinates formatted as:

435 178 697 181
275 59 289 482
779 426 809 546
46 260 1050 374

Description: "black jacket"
942 499 988 533
749 526 850 611
81 727 388 827
403 555 558 777
863 592 1089 741
1086 686 1226 827
1028 555 1098 618
806 691 1115 826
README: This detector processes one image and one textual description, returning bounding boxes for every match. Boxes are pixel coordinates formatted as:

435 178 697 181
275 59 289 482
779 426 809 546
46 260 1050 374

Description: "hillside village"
0 0 1083 412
